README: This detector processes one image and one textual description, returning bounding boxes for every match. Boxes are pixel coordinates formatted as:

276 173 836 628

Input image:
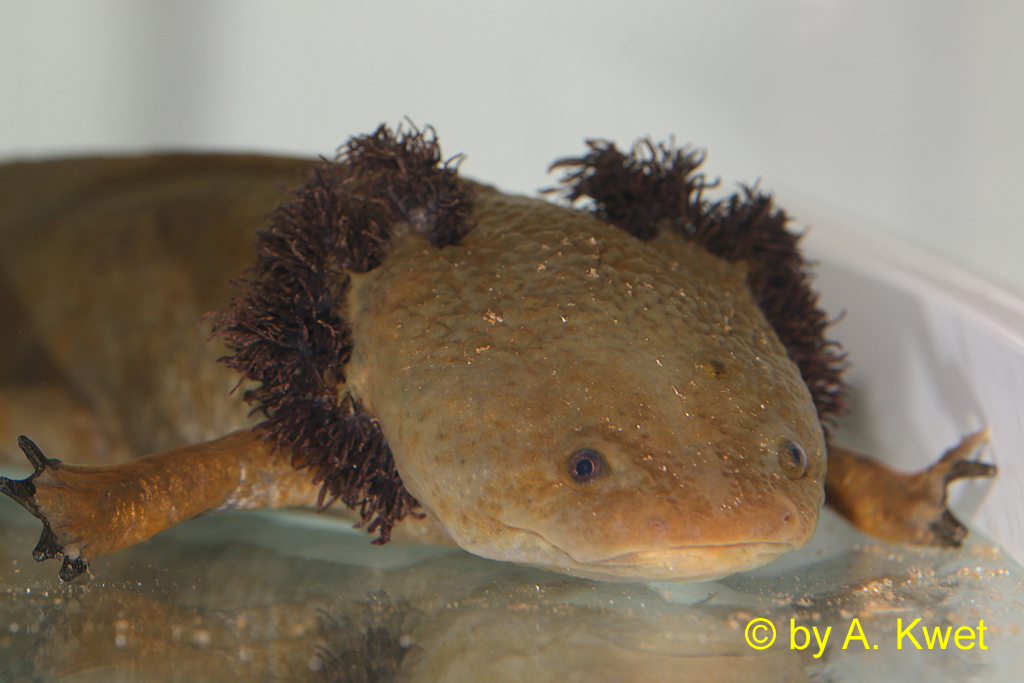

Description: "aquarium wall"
1 0 1023 294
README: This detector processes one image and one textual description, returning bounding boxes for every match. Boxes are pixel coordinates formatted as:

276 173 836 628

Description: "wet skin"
0 153 995 582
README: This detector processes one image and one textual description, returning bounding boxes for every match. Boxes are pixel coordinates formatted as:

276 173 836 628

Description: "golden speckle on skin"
343 184 826 582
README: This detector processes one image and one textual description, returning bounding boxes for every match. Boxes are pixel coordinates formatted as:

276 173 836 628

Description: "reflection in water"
1 493 1022 682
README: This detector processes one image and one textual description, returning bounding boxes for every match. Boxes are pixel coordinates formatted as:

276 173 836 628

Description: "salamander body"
0 126 993 583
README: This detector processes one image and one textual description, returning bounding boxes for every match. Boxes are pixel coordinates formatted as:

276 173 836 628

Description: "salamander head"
392 347 825 582
346 189 827 581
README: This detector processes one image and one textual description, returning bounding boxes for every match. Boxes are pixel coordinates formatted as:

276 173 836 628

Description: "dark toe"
32 521 65 561
946 460 997 483
59 556 89 582
928 509 969 548
0 475 38 514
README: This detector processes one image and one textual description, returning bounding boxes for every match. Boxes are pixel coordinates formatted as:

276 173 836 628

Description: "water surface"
1 471 1021 682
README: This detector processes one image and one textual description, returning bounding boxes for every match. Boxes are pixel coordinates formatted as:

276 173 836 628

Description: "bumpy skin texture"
0 151 991 583
346 185 826 580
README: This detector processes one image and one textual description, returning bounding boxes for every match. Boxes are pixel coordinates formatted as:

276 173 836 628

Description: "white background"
1 0 1022 293
2 0 1024 572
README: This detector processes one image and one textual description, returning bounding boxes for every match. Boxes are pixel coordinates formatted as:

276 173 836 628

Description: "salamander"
0 125 995 582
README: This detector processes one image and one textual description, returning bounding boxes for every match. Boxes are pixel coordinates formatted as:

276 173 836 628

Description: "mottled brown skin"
0 154 994 582
0 154 316 458
29 432 318 568
347 187 825 580
824 432 991 546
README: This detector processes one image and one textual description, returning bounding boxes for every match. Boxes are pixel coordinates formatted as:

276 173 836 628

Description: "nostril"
771 498 807 544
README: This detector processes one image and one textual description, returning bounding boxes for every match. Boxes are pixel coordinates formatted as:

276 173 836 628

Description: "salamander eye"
779 440 808 480
568 449 603 483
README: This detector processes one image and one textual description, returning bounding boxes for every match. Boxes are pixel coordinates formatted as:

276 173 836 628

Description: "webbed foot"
825 429 996 547
0 436 89 580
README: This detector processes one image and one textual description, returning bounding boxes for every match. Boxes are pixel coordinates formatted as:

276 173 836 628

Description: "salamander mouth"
535 541 797 583
466 517 802 582
594 541 795 566
586 542 796 580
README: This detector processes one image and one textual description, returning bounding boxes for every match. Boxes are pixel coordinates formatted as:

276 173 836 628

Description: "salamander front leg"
0 430 321 581
825 430 996 547
0 436 85 580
